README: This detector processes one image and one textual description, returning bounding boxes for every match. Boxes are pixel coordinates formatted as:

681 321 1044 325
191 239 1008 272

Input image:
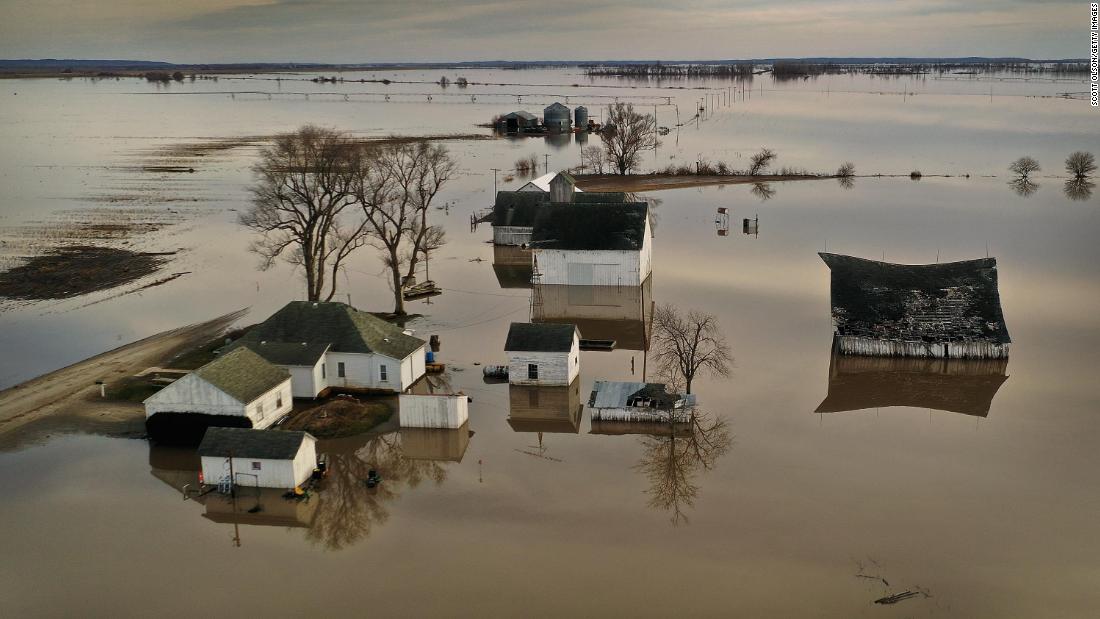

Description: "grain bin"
574 106 589 129
543 102 571 132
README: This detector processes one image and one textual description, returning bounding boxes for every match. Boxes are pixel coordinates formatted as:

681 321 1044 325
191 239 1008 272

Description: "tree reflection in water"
1009 177 1039 197
1063 177 1094 202
837 175 855 190
751 181 776 201
633 411 732 525
306 431 450 550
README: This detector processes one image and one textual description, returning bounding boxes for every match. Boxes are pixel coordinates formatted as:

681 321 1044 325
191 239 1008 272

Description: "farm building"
144 347 293 445
226 301 427 397
530 201 652 286
588 381 696 423
543 102 572 132
197 427 318 490
531 276 653 351
507 380 583 434
398 393 469 428
517 171 585 194
504 322 580 386
820 253 1011 359
815 353 1009 418
490 173 629 246
497 110 539 133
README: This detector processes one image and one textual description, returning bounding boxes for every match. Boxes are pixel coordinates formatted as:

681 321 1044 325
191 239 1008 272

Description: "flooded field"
1 68 1098 617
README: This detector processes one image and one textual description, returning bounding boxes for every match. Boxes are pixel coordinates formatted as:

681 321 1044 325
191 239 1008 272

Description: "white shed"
517 171 586 194
198 427 318 490
504 322 580 386
144 347 293 444
530 202 652 286
588 381 696 423
398 393 470 428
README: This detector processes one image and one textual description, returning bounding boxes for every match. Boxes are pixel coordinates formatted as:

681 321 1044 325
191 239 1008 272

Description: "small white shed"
588 381 696 423
197 427 318 489
504 322 580 386
398 393 469 429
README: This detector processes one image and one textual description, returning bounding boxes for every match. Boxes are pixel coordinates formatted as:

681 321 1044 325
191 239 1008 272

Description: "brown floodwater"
0 68 1098 617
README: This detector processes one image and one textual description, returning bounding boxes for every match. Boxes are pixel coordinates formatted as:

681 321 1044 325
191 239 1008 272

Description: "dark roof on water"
197 427 313 460
230 301 424 360
530 202 649 251
492 191 632 227
193 348 289 404
505 322 577 352
819 253 1010 344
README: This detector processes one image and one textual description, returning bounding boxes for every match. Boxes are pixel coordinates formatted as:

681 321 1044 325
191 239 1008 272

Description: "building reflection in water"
148 425 472 550
507 380 582 461
492 245 534 289
531 276 653 351
815 353 1010 417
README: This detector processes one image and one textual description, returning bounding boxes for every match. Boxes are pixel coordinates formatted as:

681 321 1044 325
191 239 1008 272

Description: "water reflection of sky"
1 70 1099 616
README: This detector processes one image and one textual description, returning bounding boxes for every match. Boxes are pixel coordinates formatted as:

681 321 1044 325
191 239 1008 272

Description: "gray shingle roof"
247 341 330 366
197 427 313 459
530 202 649 250
505 322 577 352
194 348 289 404
819 253 1011 345
231 302 425 360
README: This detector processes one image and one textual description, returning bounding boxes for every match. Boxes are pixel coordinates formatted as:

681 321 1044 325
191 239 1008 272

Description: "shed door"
567 263 593 285
592 264 619 286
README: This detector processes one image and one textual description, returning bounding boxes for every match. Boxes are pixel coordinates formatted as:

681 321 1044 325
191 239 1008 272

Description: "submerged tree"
748 147 777 176
242 125 369 302
355 142 456 315
1065 151 1096 179
603 102 659 175
1064 177 1095 201
651 304 733 394
581 145 606 174
1009 156 1041 179
836 162 855 178
634 410 732 525
1010 177 1039 197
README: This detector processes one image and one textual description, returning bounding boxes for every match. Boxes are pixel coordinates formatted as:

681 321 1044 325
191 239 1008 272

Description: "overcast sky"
0 0 1088 63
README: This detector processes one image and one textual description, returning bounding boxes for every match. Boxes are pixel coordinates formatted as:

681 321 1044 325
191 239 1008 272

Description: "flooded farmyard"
1 61 1098 618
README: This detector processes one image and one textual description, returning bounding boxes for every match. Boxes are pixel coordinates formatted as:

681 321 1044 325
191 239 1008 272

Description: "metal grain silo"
574 106 588 129
543 102 571 132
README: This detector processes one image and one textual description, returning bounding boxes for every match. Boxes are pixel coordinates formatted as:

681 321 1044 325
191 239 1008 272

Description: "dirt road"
0 309 247 450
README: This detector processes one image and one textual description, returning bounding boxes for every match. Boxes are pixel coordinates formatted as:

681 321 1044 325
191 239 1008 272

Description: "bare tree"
355 141 456 315
1009 156 1041 179
603 102 659 175
242 125 369 302
651 304 733 394
836 162 855 178
1066 151 1096 179
581 145 606 174
634 410 732 525
748 147 777 176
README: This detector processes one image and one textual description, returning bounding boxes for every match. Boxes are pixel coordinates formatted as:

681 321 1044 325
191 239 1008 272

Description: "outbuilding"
588 381 696 423
144 347 293 445
498 110 539 133
530 201 653 286
198 427 318 490
504 322 580 386
398 393 469 428
543 102 572 132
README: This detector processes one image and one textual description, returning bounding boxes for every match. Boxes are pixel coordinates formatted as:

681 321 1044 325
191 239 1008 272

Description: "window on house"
528 364 538 380
256 402 264 418
321 363 326 379
251 461 262 471
380 364 388 381
338 362 346 378
276 394 283 408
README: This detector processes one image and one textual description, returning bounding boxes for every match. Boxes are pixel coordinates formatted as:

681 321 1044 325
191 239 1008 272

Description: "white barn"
144 348 293 443
517 171 585 195
198 427 318 489
504 322 580 386
588 381 696 423
530 202 652 286
398 393 470 429
491 173 629 247
226 301 427 398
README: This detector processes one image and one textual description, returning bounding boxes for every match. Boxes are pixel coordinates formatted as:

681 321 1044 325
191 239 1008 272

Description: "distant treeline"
586 60 1090 80
584 63 756 78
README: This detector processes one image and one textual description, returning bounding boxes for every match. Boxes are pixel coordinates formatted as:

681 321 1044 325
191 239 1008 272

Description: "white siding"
408 345 427 390
325 352 398 391
534 249 644 286
200 437 315 489
493 226 534 246
398 394 469 428
242 381 294 429
144 374 245 418
287 365 318 398
506 333 580 386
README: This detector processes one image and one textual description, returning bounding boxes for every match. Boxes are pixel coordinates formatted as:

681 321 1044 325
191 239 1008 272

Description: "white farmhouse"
198 427 318 489
530 201 652 286
491 172 629 247
504 322 580 386
227 301 427 398
144 347 293 444
588 381 697 423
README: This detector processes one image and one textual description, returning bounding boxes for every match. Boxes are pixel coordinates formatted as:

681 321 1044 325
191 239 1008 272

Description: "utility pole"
544 154 551 173
490 168 501 194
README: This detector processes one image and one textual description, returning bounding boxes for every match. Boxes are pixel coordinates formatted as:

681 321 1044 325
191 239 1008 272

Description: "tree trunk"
390 249 406 315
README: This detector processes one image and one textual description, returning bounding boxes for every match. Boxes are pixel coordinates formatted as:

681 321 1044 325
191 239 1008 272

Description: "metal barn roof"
588 381 695 410
197 427 314 460
194 347 290 404
505 322 577 352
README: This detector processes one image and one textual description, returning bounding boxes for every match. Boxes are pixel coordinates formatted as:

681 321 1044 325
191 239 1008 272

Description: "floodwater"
1 68 1098 617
